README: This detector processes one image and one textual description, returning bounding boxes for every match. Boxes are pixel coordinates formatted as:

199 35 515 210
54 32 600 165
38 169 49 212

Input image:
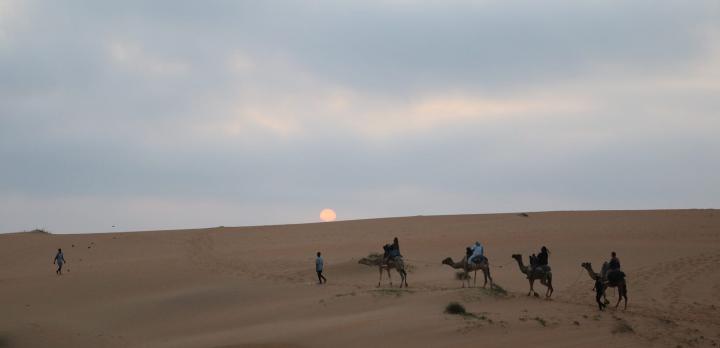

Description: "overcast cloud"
1 0 719 233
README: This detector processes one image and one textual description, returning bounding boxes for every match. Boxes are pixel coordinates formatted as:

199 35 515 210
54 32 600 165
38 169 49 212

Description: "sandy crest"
1 210 719 347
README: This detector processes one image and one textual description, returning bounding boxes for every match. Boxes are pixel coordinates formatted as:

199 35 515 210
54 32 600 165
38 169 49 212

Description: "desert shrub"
491 283 508 295
455 271 470 280
29 228 50 234
445 302 467 315
612 321 635 334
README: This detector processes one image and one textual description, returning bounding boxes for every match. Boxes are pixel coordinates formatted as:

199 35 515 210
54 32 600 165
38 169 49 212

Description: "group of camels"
358 251 628 310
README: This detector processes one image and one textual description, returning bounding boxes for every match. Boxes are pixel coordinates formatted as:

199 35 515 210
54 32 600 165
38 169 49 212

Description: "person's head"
317 251 321 257
611 251 616 257
58 248 61 252
475 241 480 246
541 246 549 253
393 237 398 243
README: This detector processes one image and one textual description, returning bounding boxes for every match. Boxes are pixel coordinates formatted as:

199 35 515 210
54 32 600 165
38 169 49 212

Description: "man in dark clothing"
603 251 625 284
593 276 606 310
383 237 401 264
537 246 549 266
316 252 327 284
608 251 620 270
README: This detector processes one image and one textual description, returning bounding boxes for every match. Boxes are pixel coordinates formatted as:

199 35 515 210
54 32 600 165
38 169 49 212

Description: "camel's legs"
398 269 408 288
473 270 477 287
528 279 536 296
615 283 628 309
377 266 383 287
540 277 553 298
547 281 553 297
387 268 393 287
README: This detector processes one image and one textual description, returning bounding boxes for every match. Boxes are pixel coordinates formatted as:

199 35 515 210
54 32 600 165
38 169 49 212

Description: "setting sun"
319 208 337 222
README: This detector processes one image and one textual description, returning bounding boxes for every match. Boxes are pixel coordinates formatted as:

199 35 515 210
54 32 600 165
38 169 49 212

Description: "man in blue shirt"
53 248 66 275
316 252 327 284
468 241 484 265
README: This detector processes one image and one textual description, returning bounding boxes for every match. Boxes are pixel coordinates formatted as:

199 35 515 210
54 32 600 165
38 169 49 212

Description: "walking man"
316 251 327 284
53 248 66 275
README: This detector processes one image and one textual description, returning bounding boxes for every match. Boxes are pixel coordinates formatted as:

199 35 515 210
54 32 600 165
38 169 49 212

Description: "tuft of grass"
534 317 547 327
490 283 508 296
335 292 356 298
445 302 467 315
371 288 413 297
612 321 635 334
455 271 470 280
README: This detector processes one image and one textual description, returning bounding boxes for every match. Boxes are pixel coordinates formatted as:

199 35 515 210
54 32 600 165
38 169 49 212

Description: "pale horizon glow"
0 0 719 233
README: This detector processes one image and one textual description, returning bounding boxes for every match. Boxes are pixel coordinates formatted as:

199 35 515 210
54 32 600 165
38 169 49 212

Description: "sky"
1 0 719 233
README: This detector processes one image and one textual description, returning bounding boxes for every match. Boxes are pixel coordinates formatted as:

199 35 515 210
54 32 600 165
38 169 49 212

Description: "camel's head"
581 262 592 269
441 257 453 265
511 254 522 260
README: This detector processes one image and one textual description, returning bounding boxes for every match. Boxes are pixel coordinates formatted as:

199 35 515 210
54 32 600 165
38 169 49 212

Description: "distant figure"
316 252 326 284
593 275 607 310
468 241 484 265
383 237 401 264
53 248 66 275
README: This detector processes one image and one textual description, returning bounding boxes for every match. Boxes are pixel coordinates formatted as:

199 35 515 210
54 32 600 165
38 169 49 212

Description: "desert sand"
1 210 719 347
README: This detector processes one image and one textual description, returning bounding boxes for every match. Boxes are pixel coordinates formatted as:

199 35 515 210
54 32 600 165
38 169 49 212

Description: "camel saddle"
605 269 625 284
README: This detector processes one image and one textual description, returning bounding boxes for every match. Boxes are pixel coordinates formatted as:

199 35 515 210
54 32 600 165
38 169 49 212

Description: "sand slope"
1 210 719 347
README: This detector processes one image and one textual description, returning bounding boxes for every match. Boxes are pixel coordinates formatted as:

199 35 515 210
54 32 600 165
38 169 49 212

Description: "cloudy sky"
1 0 719 233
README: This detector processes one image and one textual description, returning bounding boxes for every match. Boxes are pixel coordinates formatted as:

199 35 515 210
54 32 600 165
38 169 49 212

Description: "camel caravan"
356 238 627 311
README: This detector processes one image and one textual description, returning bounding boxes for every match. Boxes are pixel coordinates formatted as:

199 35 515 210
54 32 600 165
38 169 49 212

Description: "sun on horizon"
319 208 337 222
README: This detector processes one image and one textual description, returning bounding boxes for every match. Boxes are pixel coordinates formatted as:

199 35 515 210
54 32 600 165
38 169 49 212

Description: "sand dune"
2 210 719 347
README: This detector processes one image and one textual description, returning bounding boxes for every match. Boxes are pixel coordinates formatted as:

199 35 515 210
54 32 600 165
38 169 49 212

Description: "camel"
511 254 553 298
358 254 408 288
581 262 628 310
442 256 493 289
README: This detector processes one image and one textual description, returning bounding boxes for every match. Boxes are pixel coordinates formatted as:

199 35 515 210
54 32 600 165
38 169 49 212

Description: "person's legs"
320 272 327 283
595 286 606 310
56 262 63 275
317 271 326 284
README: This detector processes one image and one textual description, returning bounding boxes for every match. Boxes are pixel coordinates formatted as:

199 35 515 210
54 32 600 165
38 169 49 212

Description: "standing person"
593 275 606 310
316 252 327 284
53 248 66 275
